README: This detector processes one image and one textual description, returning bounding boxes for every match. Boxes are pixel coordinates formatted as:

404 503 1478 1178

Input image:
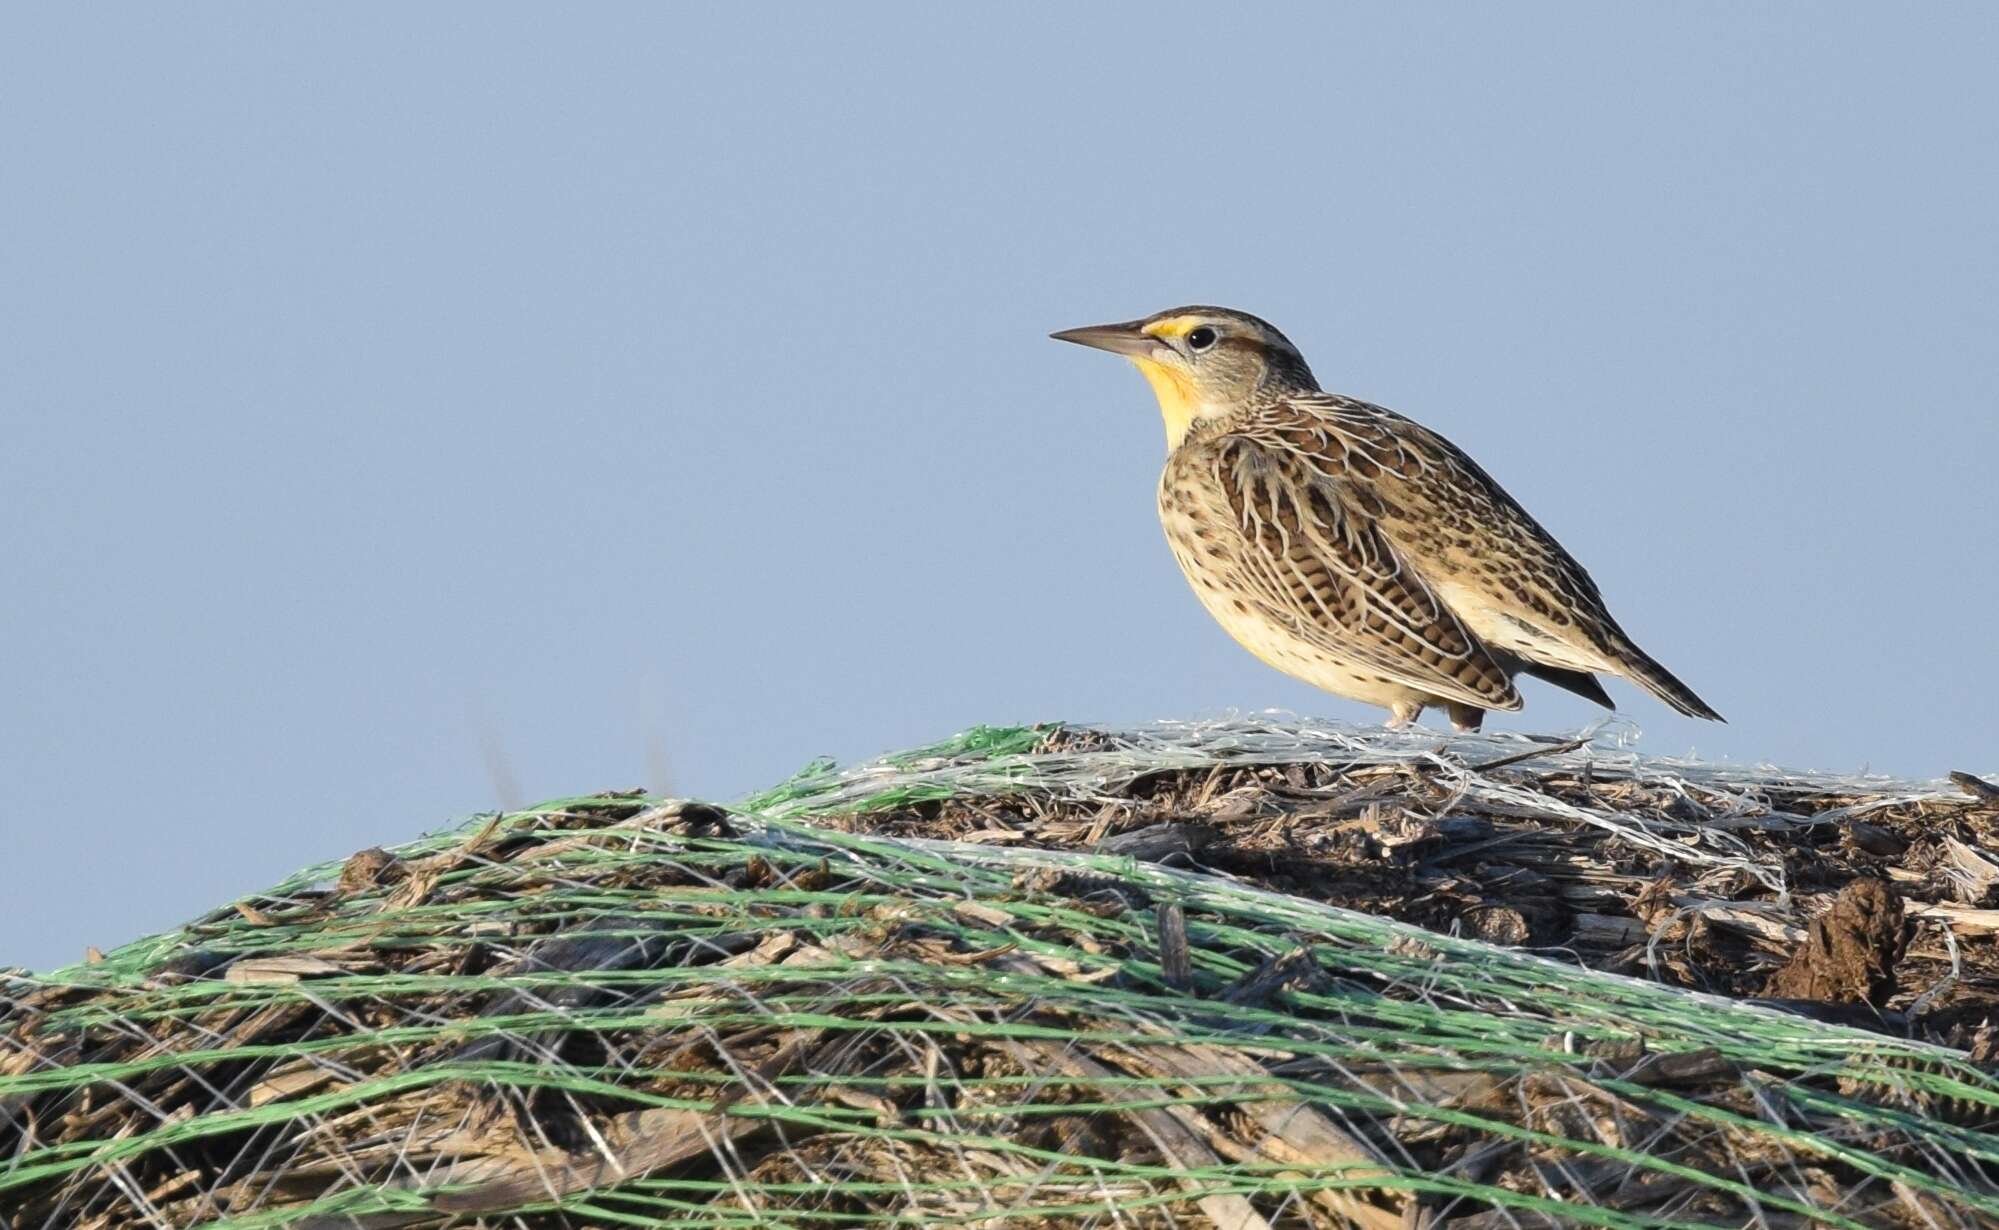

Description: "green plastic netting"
3 718 1996 1229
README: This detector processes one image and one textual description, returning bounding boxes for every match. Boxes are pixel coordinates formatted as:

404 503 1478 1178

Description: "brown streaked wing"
1302 393 1622 644
1207 435 1521 710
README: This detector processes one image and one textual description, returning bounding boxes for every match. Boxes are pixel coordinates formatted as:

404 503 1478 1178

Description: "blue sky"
4 5 1996 971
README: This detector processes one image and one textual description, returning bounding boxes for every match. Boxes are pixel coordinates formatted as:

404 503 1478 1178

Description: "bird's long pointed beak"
1049 320 1154 358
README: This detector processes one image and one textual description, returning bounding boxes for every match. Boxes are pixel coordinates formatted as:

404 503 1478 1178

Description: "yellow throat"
1132 357 1201 450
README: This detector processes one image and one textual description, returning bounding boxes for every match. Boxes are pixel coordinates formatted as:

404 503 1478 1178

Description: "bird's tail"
1615 642 1724 721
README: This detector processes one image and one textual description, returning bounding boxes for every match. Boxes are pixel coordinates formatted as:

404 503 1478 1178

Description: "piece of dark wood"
1097 822 1219 862
1155 902 1192 991
1950 770 1999 802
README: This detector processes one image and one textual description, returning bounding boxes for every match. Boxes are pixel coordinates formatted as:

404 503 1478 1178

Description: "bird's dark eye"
1186 326 1218 351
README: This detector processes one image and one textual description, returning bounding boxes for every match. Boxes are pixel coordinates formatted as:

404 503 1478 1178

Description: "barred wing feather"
1206 435 1521 711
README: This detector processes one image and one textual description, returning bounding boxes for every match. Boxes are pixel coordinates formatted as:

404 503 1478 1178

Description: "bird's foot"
1447 704 1485 733
1386 702 1425 730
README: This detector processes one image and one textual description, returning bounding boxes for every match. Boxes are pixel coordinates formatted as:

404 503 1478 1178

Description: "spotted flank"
1166 435 1521 714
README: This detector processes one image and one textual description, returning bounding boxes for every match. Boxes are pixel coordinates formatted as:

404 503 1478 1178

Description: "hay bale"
4 719 1998 1228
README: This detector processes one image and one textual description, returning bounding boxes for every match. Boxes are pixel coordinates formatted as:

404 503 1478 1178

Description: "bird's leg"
1386 700 1425 729
1447 703 1485 733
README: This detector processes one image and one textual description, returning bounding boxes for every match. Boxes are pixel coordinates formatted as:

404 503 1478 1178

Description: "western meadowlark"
1052 305 1721 731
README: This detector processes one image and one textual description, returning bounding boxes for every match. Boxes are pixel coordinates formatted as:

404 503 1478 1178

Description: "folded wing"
1205 434 1521 711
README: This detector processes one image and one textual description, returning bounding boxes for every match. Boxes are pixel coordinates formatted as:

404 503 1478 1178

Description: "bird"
1051 305 1721 732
